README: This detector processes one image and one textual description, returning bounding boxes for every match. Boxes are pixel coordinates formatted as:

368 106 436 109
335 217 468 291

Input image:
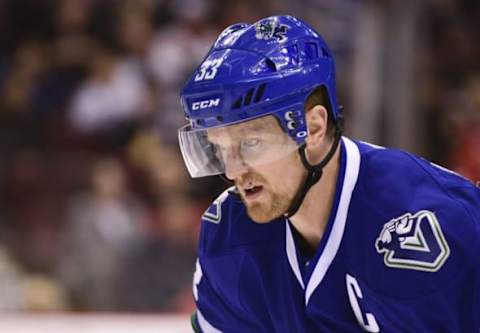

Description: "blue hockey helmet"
178 15 340 178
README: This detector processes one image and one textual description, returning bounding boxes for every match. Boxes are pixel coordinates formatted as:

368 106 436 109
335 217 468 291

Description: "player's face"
208 116 305 223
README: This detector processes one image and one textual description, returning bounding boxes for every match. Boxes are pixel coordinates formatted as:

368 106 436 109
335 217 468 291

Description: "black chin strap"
284 126 342 218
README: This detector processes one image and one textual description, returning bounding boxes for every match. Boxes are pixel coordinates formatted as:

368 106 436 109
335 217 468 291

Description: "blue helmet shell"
180 15 339 145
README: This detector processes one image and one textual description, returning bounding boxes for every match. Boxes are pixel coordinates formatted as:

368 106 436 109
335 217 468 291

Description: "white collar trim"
305 137 360 304
286 222 305 289
284 137 361 304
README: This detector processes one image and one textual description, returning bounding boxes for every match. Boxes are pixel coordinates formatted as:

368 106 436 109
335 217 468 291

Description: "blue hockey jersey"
192 137 480 332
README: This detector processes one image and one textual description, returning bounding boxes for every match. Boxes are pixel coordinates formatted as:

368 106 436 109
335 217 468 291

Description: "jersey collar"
285 137 361 305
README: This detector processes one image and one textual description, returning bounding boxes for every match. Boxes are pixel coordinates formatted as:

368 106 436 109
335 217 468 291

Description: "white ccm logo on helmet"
192 98 221 110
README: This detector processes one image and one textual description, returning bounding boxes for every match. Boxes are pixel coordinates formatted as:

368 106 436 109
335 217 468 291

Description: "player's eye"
240 138 264 159
212 143 239 162
241 138 261 149
211 144 224 161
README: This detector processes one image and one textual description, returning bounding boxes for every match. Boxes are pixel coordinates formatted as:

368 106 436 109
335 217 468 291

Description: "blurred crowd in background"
0 0 478 313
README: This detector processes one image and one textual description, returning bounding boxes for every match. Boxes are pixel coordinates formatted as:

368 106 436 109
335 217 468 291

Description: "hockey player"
177 15 480 332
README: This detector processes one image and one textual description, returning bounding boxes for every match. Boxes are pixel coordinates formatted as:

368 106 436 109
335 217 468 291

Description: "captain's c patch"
375 210 450 272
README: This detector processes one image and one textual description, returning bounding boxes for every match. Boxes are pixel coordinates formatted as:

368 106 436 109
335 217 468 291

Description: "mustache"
235 172 267 187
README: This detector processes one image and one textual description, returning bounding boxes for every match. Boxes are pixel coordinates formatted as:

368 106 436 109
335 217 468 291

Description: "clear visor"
178 116 300 178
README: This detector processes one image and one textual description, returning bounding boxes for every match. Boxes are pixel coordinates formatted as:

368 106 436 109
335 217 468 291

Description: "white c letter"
346 274 380 332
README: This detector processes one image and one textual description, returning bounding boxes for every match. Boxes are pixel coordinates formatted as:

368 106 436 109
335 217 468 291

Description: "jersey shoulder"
355 140 479 226
349 140 480 296
195 187 286 327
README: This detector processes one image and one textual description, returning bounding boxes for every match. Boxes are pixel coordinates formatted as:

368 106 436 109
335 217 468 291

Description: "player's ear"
303 105 328 165
305 104 328 148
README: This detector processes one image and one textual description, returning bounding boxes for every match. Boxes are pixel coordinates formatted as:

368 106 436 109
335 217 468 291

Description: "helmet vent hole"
254 83 267 103
232 96 243 109
305 42 318 60
321 47 330 58
265 58 277 72
244 88 254 105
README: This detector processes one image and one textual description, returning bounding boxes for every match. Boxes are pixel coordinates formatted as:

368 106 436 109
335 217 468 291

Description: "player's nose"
224 153 249 181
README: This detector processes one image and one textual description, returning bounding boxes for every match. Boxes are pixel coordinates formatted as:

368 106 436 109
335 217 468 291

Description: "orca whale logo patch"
255 19 289 42
375 210 450 272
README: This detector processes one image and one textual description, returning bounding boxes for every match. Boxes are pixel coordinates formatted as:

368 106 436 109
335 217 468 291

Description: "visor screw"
287 120 297 130
285 111 294 120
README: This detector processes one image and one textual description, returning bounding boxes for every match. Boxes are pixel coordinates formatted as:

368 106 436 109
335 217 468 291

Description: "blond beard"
236 172 294 223
244 189 292 223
